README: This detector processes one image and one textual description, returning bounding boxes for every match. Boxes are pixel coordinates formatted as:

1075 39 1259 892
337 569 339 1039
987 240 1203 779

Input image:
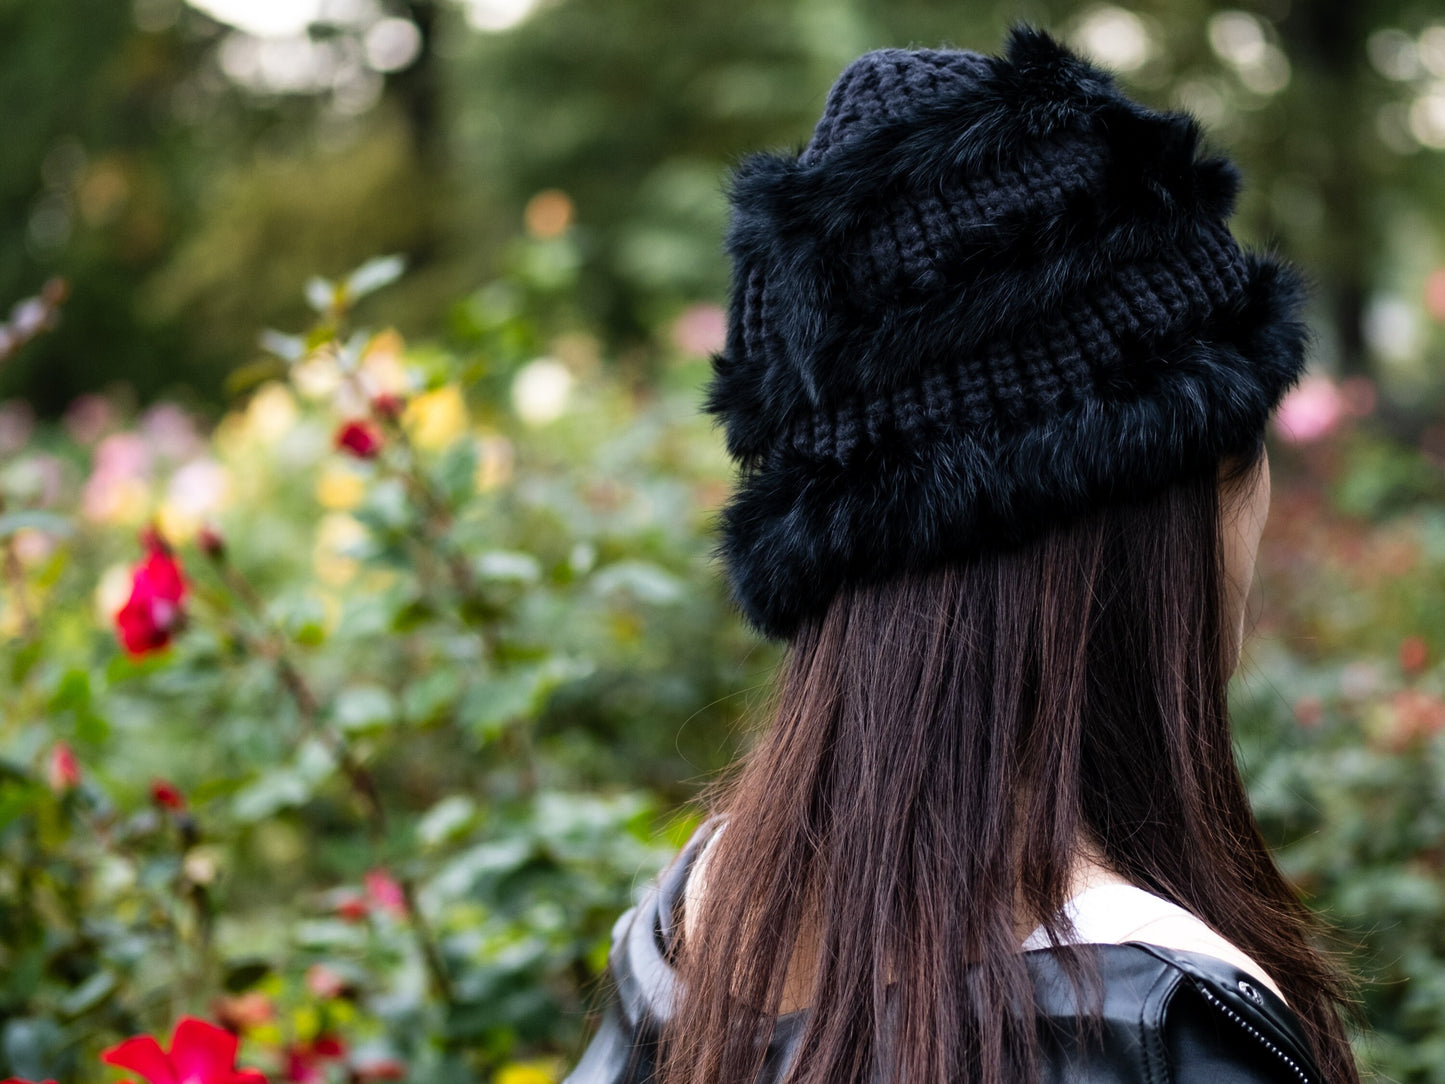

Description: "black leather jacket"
564 826 1327 1084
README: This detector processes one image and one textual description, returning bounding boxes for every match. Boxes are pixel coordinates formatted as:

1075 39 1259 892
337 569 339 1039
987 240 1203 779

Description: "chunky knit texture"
705 23 1313 640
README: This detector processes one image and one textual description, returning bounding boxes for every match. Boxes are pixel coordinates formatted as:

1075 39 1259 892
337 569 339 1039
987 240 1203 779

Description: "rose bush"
4 249 1445 1081
0 248 761 1082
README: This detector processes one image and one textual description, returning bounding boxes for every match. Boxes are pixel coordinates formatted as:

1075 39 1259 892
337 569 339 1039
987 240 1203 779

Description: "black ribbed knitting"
704 24 1312 640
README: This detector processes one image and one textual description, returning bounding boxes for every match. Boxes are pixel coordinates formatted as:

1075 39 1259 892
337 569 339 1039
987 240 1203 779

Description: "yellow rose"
495 1059 561 1084
404 386 467 450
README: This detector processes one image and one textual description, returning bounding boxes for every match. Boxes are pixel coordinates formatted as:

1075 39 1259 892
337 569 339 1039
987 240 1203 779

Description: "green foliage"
11 251 1445 1082
1221 432 1445 1082
0 257 770 1082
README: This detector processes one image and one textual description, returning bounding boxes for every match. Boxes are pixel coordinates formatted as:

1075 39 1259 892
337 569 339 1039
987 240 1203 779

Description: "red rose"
150 778 187 812
47 742 81 792
335 892 369 922
284 1036 346 1084
101 1016 267 1084
334 420 383 459
370 393 406 421
115 530 188 657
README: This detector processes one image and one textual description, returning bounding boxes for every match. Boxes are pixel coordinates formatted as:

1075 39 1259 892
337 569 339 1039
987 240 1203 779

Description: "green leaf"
427 838 533 900
390 596 438 633
57 970 116 1018
258 329 306 361
475 551 541 585
589 560 685 605
345 255 407 299
459 658 593 742
333 685 396 734
48 668 90 711
416 795 477 848
74 709 109 746
293 919 369 950
268 592 329 646
435 438 479 507
232 740 336 821
401 669 460 724
0 785 39 835
0 510 73 538
305 276 337 314
232 772 313 822
9 638 41 684
2 1017 63 1080
353 478 412 535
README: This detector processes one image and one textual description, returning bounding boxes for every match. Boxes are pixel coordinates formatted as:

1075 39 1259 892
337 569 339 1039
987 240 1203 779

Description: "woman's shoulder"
1031 878 1289 1004
600 819 722 1029
679 818 723 950
1117 909 1289 1002
689 826 1287 1008
569 829 1327 1084
578 825 1326 1081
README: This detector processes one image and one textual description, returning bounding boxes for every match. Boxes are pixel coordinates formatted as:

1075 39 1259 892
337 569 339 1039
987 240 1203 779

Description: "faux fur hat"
704 23 1312 641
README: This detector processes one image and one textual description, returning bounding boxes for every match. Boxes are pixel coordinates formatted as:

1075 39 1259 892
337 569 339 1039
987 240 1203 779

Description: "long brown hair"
663 440 1360 1084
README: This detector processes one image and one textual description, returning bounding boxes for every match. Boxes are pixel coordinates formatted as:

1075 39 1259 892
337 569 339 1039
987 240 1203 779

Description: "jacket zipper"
1191 983 1316 1084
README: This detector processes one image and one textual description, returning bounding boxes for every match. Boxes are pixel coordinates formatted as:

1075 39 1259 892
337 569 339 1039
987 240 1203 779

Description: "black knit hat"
704 23 1311 641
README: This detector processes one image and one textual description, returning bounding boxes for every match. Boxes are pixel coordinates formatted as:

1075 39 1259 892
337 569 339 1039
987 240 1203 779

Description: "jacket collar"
606 822 1325 1083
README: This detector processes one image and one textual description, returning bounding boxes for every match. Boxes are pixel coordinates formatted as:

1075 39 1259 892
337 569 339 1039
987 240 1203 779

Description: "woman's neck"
1011 849 1131 943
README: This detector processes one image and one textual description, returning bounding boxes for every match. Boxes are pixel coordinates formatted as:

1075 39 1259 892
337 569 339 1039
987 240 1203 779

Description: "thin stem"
376 447 484 608
508 719 539 799
335 361 485 619
214 564 383 828
398 874 455 1005
205 552 456 1005
274 653 387 838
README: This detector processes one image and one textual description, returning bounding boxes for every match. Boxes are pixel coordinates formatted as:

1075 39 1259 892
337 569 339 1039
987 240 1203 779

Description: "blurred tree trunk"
392 0 443 167
1279 0 1372 377
389 0 445 265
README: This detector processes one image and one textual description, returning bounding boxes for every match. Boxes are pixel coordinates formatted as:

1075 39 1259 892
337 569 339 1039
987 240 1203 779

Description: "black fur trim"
711 251 1311 641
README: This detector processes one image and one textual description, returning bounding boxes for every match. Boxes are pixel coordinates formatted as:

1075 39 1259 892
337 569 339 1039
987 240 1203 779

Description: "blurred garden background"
2 0 1445 1081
